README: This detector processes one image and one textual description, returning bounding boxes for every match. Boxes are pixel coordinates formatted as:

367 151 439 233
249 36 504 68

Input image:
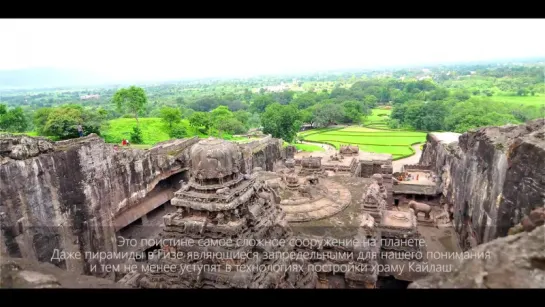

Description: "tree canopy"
112 86 148 126
261 103 301 142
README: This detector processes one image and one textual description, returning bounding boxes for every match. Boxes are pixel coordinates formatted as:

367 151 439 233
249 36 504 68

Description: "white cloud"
0 19 543 80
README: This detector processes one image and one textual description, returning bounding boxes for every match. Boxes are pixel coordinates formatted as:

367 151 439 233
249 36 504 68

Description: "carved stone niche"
305 175 319 185
285 145 297 159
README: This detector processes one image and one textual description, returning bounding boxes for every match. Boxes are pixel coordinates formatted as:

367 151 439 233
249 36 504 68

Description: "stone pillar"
141 214 149 225
372 161 382 175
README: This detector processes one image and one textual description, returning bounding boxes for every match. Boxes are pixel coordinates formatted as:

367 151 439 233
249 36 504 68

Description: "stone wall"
392 183 440 196
0 134 198 277
351 158 393 206
401 164 431 171
239 136 283 173
419 120 545 249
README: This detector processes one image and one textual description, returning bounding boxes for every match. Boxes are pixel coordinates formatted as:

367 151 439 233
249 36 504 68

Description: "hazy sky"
1 19 544 81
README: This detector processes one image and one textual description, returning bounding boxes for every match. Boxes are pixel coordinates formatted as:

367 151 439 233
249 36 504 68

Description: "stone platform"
279 179 351 222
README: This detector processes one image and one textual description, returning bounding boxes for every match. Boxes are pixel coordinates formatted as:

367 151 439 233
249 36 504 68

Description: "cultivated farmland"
299 109 427 160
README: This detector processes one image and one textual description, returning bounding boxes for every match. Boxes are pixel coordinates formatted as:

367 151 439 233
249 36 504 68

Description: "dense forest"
0 59 544 144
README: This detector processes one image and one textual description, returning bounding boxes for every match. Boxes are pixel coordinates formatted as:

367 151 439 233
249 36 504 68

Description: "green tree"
341 100 363 124
160 107 182 129
0 106 28 132
453 89 471 101
261 103 301 143
364 95 378 107
169 123 188 139
250 94 276 113
291 92 317 109
444 99 518 132
36 105 105 139
112 86 148 126
217 118 247 135
243 88 253 101
387 118 401 129
428 88 449 101
33 107 53 135
43 107 82 139
188 112 211 133
234 110 251 128
130 126 144 144
247 113 261 128
210 106 235 136
300 108 316 127
313 103 343 128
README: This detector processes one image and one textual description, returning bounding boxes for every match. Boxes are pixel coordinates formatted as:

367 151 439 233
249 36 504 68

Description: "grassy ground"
295 143 325 152
101 118 175 145
282 141 325 152
361 108 392 129
15 117 257 148
487 94 544 106
300 111 426 159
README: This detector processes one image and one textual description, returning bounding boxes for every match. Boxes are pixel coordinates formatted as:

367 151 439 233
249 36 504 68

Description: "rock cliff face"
408 223 545 288
0 134 198 276
0 256 127 288
0 134 285 278
420 119 545 249
240 136 283 173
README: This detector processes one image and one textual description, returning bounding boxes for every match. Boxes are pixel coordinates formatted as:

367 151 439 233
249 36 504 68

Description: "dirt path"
392 143 423 173
300 141 336 152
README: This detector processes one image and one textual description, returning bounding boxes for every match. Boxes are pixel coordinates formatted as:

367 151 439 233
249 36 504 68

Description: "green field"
283 141 325 152
101 118 175 145
295 143 325 152
362 108 392 129
101 118 257 146
299 114 426 159
487 94 544 106
298 126 342 137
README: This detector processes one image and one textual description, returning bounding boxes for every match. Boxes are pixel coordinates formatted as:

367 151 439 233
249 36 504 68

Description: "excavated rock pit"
420 119 545 249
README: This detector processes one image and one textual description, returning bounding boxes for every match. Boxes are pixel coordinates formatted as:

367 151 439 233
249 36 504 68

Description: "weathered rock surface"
240 135 283 173
0 256 126 288
0 134 198 277
0 134 54 162
408 224 545 288
420 119 545 249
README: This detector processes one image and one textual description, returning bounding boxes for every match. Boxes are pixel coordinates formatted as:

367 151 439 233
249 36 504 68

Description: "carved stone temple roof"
190 137 242 180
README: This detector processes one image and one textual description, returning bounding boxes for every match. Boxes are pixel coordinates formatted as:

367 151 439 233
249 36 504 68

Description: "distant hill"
0 68 116 90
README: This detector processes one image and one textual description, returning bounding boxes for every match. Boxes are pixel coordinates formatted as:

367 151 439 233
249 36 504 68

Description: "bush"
130 126 143 144
387 118 400 129
218 118 247 135
169 124 187 139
